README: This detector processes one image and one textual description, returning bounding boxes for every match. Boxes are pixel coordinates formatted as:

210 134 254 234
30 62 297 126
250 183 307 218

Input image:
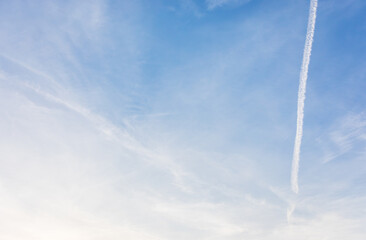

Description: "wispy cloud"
205 0 252 10
291 0 318 194
1 0 366 239
319 113 366 163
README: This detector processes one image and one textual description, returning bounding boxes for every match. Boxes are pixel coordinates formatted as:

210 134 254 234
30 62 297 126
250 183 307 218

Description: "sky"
0 0 366 239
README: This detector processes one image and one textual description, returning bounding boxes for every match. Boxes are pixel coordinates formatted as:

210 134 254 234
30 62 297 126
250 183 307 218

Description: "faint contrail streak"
291 0 318 194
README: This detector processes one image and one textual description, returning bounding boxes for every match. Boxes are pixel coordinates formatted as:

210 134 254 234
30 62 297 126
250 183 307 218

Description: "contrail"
291 0 318 194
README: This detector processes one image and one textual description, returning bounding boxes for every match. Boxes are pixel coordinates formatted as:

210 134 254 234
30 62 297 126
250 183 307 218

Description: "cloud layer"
1 0 366 239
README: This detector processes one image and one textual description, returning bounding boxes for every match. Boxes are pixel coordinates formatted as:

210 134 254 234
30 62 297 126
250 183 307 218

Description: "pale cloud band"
206 0 252 10
291 0 318 194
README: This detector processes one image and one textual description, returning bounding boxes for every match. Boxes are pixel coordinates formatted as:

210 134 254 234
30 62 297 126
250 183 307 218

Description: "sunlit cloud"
0 0 365 239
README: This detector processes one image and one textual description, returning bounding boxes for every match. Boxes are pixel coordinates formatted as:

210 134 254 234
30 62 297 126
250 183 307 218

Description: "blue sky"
0 0 366 239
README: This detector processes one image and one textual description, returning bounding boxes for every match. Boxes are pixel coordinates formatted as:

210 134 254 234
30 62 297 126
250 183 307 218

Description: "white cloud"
206 0 252 10
291 0 318 194
319 113 366 163
1 0 365 239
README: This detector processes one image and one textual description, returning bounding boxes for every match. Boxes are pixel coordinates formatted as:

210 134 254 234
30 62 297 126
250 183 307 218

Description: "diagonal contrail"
291 0 318 194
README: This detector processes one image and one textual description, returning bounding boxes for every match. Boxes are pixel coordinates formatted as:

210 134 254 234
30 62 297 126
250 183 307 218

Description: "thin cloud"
320 113 366 163
206 0 252 10
291 0 318 194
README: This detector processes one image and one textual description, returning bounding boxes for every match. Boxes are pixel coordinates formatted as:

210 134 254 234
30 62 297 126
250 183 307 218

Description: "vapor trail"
291 0 318 194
